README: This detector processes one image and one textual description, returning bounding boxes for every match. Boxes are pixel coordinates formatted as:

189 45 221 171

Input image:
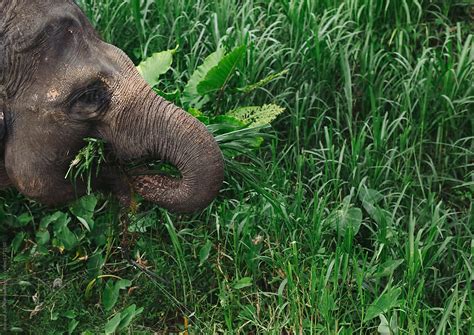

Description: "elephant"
0 0 224 213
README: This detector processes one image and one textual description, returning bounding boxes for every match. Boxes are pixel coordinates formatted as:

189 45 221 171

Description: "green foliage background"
1 0 473 333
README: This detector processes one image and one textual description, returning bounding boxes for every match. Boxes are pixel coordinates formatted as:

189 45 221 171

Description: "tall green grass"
1 0 473 333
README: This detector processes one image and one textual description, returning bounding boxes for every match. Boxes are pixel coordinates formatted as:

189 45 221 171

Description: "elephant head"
0 0 224 213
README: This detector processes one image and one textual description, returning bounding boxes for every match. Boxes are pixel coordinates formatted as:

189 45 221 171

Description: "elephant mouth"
100 160 183 209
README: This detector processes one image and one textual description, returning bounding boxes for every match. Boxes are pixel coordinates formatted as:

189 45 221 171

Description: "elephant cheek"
4 151 77 206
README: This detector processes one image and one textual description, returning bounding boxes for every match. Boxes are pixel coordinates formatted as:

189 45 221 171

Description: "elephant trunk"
108 87 224 213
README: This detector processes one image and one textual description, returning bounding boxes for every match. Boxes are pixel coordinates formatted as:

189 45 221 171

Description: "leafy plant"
136 47 177 88
65 138 106 195
137 44 286 158
3 0 473 333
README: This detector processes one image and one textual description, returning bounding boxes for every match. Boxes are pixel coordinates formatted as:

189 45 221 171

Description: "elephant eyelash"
70 81 109 106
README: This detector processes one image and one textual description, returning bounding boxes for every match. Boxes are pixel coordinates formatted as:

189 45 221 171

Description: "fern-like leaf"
227 104 285 127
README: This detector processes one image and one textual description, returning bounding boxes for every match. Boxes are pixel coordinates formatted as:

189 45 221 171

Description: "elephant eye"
69 81 110 120
73 81 108 105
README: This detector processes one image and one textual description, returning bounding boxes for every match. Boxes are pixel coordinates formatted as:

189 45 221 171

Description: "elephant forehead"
7 1 82 51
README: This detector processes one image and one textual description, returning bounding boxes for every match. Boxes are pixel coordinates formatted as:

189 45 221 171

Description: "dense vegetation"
1 0 473 333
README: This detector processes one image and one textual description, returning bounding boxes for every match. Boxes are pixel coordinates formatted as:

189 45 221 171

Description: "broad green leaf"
197 45 246 95
51 215 77 250
87 253 104 278
330 207 363 235
155 88 180 102
55 226 78 250
390 313 399 335
375 259 404 278
104 313 122 334
35 229 50 246
68 319 79 335
137 48 176 87
70 195 97 231
377 313 399 335
208 115 246 134
199 240 212 266
116 279 132 290
103 280 117 311
237 69 288 93
228 104 285 127
182 48 225 106
188 107 203 118
377 315 390 335
359 188 383 205
364 287 401 322
41 211 69 229
213 125 270 157
103 279 132 311
233 277 253 290
14 213 33 228
118 304 144 331
63 310 77 319
11 232 26 254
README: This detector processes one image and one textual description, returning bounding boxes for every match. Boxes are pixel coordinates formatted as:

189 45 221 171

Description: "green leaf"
11 232 26 254
375 259 404 278
233 277 253 290
52 216 77 250
227 104 285 127
208 115 246 134
330 207 363 235
377 313 399 335
35 229 50 246
17 213 33 227
359 188 383 205
49 214 77 250
137 48 176 88
213 125 270 157
377 315 390 335
56 227 78 250
155 88 180 102
199 240 212 266
63 310 77 319
364 287 401 322
182 48 225 106
197 45 246 95
118 304 144 331
40 211 68 229
103 279 132 311
128 212 157 233
104 313 122 334
103 280 118 311
70 195 97 231
87 253 104 278
358 187 392 226
237 69 288 93
68 319 79 335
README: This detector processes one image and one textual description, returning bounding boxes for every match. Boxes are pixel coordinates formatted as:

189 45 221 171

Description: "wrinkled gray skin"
0 0 224 213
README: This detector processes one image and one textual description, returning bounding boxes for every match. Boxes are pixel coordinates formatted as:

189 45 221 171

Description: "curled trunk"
108 89 224 213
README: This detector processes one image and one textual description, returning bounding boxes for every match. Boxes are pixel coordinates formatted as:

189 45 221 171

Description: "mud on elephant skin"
0 0 224 213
